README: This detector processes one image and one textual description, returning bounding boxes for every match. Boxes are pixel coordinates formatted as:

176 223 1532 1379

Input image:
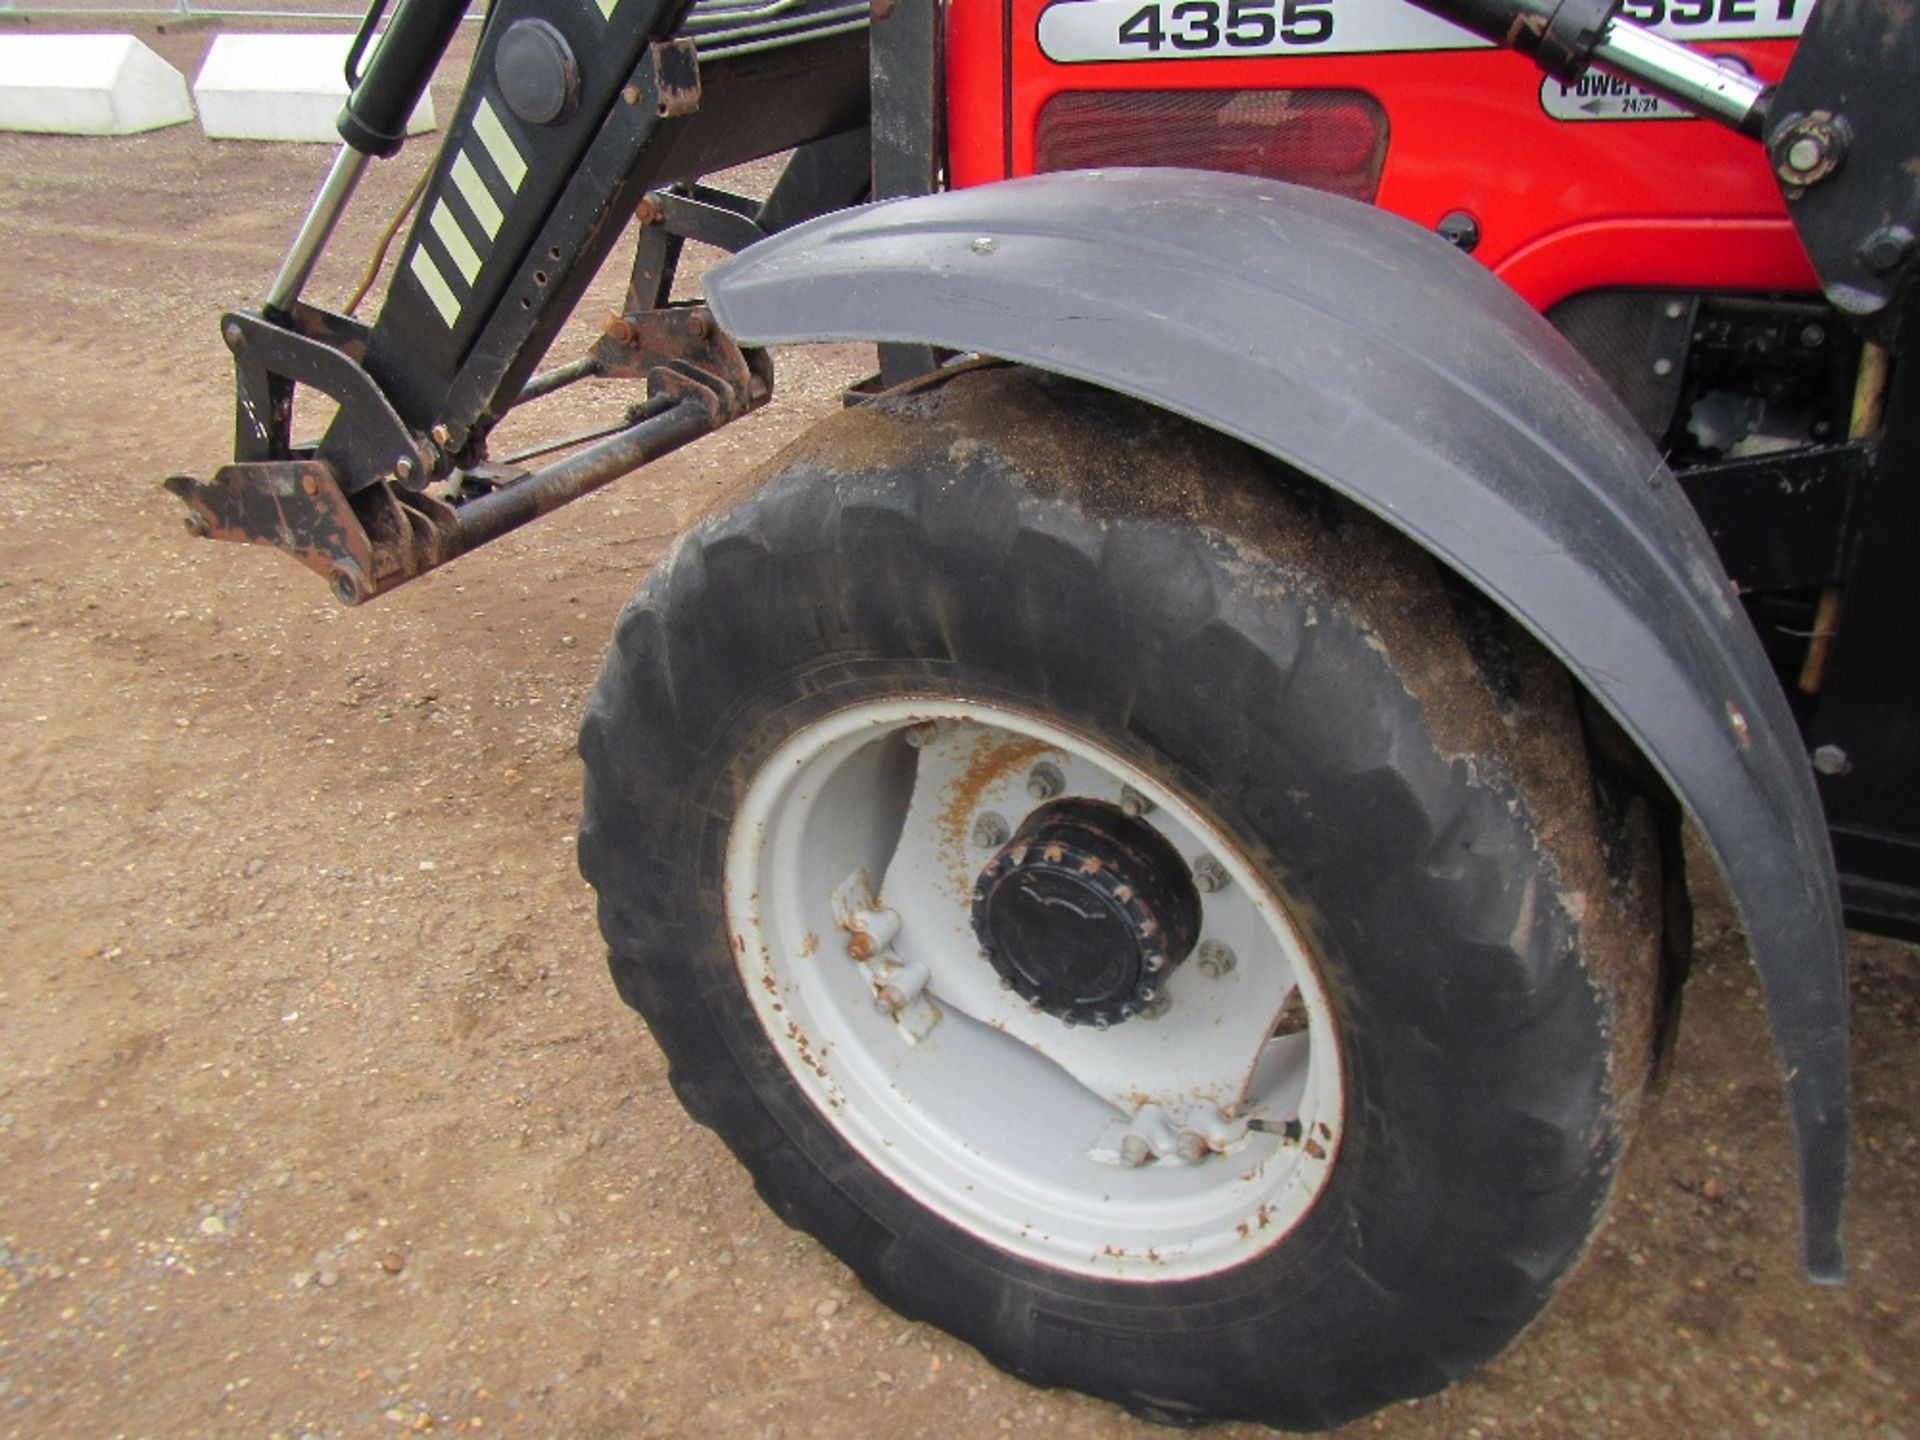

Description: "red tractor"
168 0 1914 1425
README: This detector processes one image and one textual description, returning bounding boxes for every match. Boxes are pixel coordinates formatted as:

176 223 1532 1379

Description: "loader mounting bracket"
222 306 432 489
165 462 457 605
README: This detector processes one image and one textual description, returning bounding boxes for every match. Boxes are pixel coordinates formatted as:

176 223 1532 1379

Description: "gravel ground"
0 21 1915 1439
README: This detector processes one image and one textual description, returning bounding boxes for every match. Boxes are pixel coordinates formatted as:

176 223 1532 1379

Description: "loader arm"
169 0 881 603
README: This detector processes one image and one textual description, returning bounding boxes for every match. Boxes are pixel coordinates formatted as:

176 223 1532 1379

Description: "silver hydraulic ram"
1404 0 1771 137
263 0 469 316
264 147 373 316
1588 18 1770 132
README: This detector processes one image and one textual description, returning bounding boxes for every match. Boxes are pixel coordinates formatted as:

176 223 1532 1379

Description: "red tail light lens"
1034 90 1389 203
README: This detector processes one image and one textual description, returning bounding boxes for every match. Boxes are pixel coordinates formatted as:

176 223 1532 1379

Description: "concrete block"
193 33 435 143
0 34 194 136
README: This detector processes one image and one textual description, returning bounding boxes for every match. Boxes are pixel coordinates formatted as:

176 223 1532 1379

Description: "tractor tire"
578 365 1662 1431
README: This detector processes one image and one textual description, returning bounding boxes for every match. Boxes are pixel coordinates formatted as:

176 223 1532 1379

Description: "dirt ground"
0 21 1916 1440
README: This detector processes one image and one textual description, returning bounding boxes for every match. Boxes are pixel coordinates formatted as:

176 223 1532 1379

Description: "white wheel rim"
724 699 1343 1281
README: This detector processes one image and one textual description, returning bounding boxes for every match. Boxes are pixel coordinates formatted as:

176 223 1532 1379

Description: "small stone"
380 1251 406 1275
316 1268 341 1289
244 857 267 878
198 1215 228 1237
813 1298 840 1320
716 1250 735 1268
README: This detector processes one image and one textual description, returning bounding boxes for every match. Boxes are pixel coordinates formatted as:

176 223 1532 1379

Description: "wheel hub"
971 798 1201 1027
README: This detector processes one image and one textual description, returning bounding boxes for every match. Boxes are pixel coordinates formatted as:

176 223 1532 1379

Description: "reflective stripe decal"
429 198 483 284
472 98 527 193
598 0 618 17
450 150 504 239
409 244 461 327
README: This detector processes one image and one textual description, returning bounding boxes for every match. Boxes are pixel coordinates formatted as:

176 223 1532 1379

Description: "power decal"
1539 72 1693 120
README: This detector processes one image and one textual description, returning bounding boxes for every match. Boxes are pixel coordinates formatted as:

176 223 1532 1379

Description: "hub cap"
724 699 1344 1280
972 798 1201 1026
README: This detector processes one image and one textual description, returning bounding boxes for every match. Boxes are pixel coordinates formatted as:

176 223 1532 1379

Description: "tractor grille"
679 0 872 59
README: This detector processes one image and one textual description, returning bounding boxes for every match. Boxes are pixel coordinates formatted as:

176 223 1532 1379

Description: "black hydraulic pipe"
513 356 602 407
1410 0 1619 78
453 398 713 548
338 0 471 157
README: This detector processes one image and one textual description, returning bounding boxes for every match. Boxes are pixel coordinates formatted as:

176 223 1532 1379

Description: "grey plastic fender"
705 169 1849 1279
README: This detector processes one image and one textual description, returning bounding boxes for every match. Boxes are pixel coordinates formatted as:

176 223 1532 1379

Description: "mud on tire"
578 365 1662 1430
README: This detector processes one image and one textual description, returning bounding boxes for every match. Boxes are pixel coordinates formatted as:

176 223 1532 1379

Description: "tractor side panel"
948 0 1818 308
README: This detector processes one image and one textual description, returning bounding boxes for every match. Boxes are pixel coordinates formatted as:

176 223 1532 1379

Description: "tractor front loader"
167 0 1917 1426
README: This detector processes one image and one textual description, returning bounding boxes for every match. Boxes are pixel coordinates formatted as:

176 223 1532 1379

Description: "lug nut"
1860 225 1915 275
1026 761 1064 801
329 564 366 607
1138 992 1172 1022
1812 744 1851 777
972 811 1009 849
1119 786 1153 818
1192 854 1229 893
902 721 939 749
1771 112 1849 188
393 455 415 482
1175 1131 1210 1164
1785 134 1825 174
1196 940 1236 979
1119 1133 1152 1167
876 968 925 1013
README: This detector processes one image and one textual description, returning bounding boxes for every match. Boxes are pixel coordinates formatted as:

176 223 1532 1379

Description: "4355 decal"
1115 0 1334 51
